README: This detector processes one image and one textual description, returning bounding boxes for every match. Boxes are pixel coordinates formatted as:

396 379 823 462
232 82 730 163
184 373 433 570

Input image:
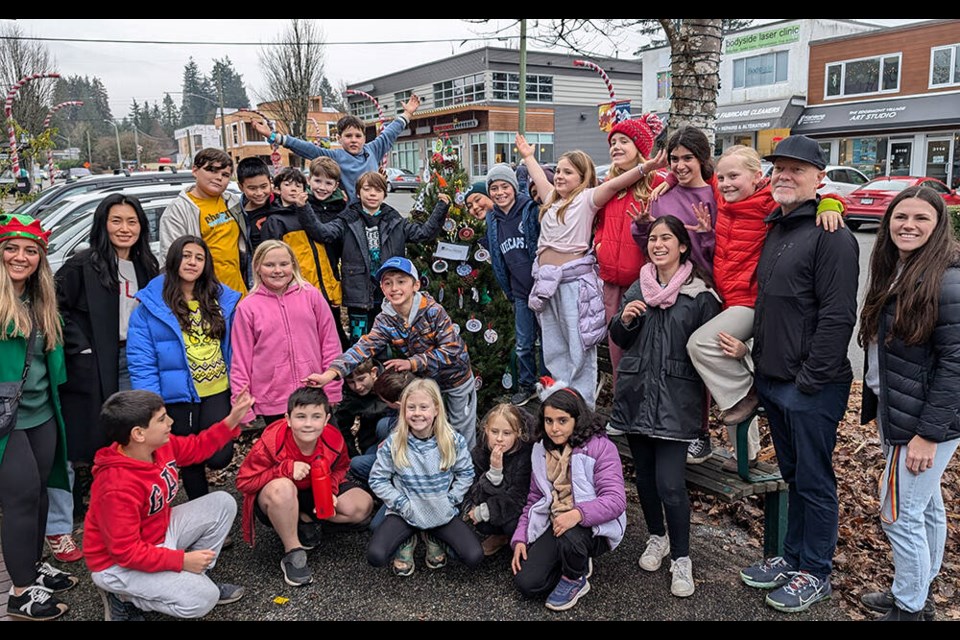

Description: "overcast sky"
10 18 926 119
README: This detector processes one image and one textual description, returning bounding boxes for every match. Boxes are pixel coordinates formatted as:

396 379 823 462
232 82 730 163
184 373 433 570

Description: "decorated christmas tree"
406 135 517 413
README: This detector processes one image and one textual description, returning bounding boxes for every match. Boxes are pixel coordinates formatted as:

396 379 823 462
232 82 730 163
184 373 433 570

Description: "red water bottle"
310 458 335 520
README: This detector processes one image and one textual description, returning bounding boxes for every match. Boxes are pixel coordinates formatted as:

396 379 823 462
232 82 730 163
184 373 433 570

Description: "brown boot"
481 534 510 556
721 387 759 426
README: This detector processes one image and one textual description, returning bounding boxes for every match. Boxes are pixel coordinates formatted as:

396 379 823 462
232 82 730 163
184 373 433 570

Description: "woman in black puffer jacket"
858 185 960 621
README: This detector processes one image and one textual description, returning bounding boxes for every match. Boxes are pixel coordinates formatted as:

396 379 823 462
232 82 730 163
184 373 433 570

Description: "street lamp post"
104 119 122 170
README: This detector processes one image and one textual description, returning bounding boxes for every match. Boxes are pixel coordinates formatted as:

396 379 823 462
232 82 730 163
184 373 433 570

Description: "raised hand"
620 299 648 325
253 119 272 138
384 359 413 372
437 192 451 204
685 202 713 234
641 148 668 176
626 201 653 225
226 386 255 428
515 133 534 159
402 93 421 118
303 370 336 388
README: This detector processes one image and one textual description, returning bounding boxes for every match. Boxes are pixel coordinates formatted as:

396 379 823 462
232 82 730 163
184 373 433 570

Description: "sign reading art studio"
793 93 960 135
725 25 800 54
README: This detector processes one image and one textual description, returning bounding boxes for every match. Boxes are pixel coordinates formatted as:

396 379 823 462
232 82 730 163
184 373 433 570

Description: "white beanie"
486 163 519 194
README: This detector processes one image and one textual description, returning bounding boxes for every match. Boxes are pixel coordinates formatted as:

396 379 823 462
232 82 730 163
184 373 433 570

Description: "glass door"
924 136 951 184
888 139 913 176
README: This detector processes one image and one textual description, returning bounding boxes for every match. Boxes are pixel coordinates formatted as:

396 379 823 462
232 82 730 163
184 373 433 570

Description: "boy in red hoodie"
235 387 373 588
83 387 254 621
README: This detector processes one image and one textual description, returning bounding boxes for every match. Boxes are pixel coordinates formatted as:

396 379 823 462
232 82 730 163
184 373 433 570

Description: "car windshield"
859 179 914 192
46 210 93 254
34 197 78 223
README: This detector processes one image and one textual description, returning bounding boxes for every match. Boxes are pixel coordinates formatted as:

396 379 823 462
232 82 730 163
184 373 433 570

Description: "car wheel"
846 220 861 232
387 182 394 193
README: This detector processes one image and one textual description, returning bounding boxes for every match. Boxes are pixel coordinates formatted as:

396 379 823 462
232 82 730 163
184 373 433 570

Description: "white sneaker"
670 556 695 597
639 534 670 572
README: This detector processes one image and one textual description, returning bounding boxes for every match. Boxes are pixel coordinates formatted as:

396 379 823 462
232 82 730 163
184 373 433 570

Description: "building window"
231 123 239 146
433 74 485 108
310 98 321 112
470 133 489 178
838 136 888 180
394 90 412 115
491 73 554 102
931 44 960 87
732 51 789 89
493 132 519 166
825 54 901 98
525 133 554 164
349 99 380 121
391 140 419 174
656 71 671 99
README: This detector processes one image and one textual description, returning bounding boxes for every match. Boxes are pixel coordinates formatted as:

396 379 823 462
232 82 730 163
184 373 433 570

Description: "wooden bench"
597 344 787 557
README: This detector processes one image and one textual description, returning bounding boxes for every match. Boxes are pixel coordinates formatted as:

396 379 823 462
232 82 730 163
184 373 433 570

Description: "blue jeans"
879 433 959 613
755 374 850 580
45 461 75 536
514 297 546 389
349 416 396 482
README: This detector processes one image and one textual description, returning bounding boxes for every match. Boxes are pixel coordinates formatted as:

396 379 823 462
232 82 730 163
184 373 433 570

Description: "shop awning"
714 97 805 134
793 93 960 136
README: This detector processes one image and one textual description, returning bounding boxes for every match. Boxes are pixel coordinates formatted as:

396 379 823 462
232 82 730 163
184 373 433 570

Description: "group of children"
13 98 867 621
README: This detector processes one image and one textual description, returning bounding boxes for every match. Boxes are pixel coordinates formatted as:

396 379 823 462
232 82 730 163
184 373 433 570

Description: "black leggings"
627 433 691 559
165 390 233 501
0 418 57 586
514 524 610 598
367 513 484 569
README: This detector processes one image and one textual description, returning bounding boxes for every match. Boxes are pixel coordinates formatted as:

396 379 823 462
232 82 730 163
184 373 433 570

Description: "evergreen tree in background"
180 58 216 126
160 94 180 137
406 135 517 413
211 57 250 109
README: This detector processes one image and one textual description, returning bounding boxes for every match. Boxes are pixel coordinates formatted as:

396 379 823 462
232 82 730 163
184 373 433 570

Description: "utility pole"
86 129 92 165
518 19 527 140
217 77 228 157
133 126 141 168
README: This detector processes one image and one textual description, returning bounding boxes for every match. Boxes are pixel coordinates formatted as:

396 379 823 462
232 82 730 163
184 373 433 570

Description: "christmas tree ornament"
419 274 430 289
474 248 490 263
433 138 443 153
438 284 445 303
471 287 479 303
465 317 482 333
432 259 448 273
480 288 492 305
502 370 514 389
454 190 466 206
443 218 457 234
457 287 464 309
483 326 499 344
458 225 475 241
456 262 472 277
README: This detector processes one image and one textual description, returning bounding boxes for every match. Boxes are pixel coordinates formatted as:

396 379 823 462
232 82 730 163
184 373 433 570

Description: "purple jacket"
528 252 606 349
512 434 627 550
230 283 343 422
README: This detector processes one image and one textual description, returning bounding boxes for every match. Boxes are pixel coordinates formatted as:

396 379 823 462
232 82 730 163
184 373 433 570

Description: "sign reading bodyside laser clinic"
726 25 800 54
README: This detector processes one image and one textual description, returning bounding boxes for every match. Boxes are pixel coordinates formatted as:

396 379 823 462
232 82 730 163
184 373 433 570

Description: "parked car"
36 183 187 233
842 176 960 230
46 194 175 274
818 165 870 198
385 167 421 192
11 170 197 220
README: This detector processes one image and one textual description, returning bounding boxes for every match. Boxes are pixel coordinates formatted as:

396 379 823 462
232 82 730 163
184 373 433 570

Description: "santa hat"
608 112 665 159
536 376 571 402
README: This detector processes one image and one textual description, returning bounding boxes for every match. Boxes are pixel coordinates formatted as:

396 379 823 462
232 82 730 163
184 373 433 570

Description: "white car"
818 165 870 198
46 194 176 274
36 183 188 234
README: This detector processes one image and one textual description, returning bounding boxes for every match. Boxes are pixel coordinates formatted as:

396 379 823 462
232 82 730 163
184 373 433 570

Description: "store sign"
846 105 905 122
725 25 800 54
433 119 479 133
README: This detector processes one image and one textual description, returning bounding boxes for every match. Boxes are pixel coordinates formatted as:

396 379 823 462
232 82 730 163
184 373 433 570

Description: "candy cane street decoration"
5 72 60 177
345 89 389 168
573 60 617 101
43 100 83 184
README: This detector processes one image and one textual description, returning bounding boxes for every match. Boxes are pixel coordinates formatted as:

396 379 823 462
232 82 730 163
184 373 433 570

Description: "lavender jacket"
511 434 627 550
527 252 606 349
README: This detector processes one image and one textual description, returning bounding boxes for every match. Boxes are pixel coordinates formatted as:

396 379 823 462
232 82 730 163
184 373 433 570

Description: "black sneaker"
510 386 536 406
215 583 245 605
861 589 936 621
280 548 312 587
98 587 145 621
35 561 79 592
6 585 69 621
297 520 323 550
686 435 713 464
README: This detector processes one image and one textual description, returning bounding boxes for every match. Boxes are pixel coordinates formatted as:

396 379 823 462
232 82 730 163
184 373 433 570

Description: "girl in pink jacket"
231 240 343 425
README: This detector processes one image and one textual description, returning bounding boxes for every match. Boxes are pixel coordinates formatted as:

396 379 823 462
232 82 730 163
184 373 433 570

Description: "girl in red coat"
684 146 844 471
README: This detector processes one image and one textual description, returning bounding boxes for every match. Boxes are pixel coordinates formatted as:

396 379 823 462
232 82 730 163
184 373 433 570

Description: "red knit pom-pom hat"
608 113 665 159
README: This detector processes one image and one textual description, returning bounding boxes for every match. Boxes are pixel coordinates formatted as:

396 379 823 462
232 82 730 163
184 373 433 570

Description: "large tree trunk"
660 19 723 145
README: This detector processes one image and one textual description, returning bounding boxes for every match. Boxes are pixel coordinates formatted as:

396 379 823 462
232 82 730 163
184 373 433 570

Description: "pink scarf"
639 260 693 308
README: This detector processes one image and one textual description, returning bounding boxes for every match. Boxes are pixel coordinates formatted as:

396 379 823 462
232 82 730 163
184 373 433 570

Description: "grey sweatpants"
90 491 236 619
538 279 598 409
443 374 478 451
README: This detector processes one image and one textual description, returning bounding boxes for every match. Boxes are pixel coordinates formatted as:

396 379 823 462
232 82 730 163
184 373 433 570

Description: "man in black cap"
737 135 859 613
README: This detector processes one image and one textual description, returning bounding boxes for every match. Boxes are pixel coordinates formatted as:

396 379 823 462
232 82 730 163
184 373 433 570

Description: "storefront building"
793 19 960 187
346 47 643 182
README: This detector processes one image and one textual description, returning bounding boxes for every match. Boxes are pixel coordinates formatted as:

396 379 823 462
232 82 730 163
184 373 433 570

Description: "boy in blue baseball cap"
305 256 478 449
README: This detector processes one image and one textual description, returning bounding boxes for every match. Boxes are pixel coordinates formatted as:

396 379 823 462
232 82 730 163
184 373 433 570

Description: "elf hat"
608 112 665 159
0 213 50 251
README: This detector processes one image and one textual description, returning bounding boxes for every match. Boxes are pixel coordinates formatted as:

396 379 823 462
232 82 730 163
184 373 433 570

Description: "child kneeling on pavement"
235 387 373 587
83 387 255 620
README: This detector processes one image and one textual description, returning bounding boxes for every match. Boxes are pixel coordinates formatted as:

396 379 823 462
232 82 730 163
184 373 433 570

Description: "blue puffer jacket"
126 274 241 403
